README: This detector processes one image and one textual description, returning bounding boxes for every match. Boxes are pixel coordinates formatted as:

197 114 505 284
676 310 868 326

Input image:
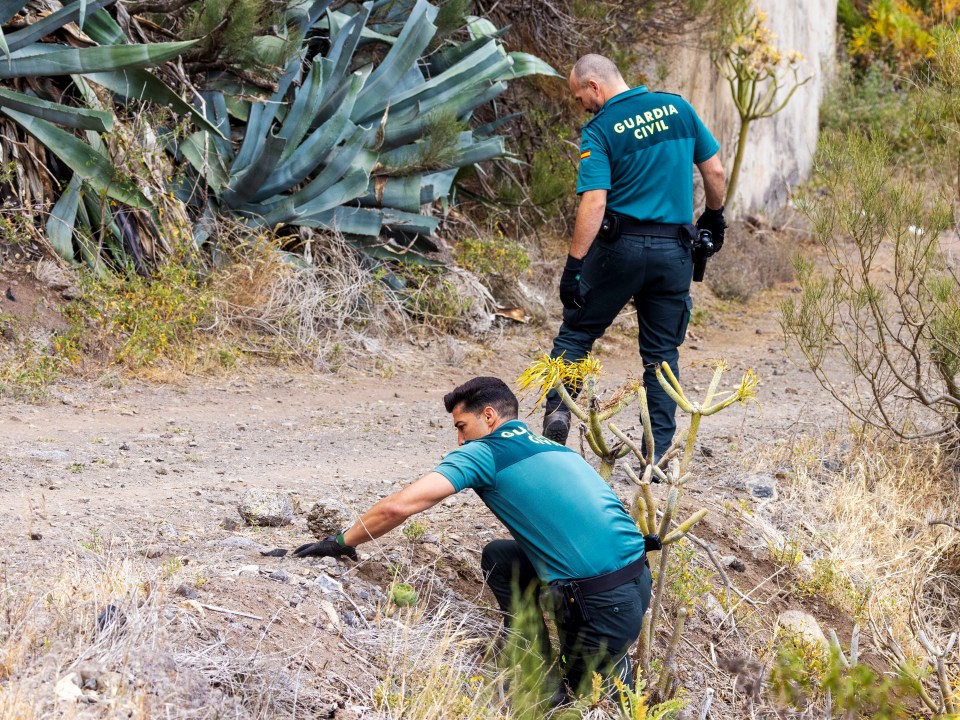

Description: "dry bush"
0 549 329 718
705 215 797 302
774 428 960 639
209 228 407 368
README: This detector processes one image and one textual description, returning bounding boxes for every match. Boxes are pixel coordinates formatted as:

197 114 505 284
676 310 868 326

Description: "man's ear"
483 406 499 426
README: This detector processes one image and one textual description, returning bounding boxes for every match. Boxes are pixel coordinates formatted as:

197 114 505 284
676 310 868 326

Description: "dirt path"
0 276 839 716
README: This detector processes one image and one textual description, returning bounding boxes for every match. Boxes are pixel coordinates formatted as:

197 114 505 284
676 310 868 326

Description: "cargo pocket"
677 296 693 346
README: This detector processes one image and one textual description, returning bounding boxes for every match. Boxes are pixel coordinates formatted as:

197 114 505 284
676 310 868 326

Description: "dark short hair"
443 376 519 419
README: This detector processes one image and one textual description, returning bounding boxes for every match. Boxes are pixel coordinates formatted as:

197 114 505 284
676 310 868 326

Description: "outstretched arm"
342 472 456 546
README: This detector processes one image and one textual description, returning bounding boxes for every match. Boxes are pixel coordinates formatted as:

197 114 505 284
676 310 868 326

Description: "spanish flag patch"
580 150 591 159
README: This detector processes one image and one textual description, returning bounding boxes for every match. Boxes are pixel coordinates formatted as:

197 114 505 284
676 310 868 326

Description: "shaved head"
570 54 624 89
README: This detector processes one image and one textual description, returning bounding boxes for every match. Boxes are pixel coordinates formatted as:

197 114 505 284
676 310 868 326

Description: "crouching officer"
293 376 653 698
543 54 727 458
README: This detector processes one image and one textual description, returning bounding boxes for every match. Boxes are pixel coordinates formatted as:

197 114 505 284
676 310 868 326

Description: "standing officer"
543 54 726 457
292 376 653 698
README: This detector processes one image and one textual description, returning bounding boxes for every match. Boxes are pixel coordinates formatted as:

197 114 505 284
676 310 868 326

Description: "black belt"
618 218 685 238
554 555 648 598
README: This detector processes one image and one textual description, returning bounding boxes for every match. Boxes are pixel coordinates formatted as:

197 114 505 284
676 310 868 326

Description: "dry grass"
773 428 960 641
705 214 797 302
209 228 407 368
0 548 330 718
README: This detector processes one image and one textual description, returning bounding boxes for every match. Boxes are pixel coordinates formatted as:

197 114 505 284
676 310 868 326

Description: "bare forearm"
698 155 725 210
570 190 607 259
341 499 407 547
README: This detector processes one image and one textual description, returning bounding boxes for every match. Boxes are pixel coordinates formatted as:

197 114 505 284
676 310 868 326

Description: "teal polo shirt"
434 420 645 583
576 86 720 224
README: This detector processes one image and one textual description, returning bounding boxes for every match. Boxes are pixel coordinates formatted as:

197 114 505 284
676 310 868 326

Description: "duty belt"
551 554 648 598
617 217 685 239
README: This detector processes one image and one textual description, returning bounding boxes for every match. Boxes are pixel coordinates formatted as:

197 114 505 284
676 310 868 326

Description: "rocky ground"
0 259 849 717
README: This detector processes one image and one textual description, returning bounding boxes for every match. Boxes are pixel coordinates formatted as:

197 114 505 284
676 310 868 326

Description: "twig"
698 687 714 720
199 603 264 621
928 519 960 533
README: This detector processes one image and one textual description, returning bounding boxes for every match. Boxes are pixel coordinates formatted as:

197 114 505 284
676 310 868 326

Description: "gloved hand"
644 533 662 552
696 206 726 255
559 255 585 309
293 535 358 560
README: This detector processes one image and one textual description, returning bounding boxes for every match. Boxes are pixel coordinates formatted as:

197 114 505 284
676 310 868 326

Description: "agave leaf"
382 208 439 236
81 6 126 44
285 0 334 29
4 0 115 53
0 1 22 26
264 165 371 224
87 69 226 140
465 16 499 39
420 168 457 204
0 87 112 131
223 134 287 208
501 52 561 79
277 57 327 153
179 131 230 193
253 72 364 201
277 205 384 235
360 174 421 212
320 9 394 44
351 0 438 121
0 41 196 79
46 175 83 261
1 107 149 208
230 56 300 176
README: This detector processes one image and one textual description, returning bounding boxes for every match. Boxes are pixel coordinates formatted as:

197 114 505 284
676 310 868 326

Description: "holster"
596 211 621 243
548 581 592 624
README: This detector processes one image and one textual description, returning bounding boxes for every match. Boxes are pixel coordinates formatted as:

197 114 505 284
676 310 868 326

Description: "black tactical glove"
644 533 662 552
696 206 726 255
293 535 358 560
559 255 585 309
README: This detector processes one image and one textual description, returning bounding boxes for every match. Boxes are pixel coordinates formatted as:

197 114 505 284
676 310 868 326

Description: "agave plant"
173 0 558 260
0 0 211 272
0 0 555 270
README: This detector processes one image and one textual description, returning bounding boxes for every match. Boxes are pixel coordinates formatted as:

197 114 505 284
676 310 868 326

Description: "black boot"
542 405 571 445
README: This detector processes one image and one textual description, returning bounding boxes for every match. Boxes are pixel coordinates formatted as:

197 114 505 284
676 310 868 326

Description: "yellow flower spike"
703 367 760 416
517 354 599 418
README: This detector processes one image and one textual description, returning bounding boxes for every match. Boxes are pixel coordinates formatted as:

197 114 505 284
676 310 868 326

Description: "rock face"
636 0 839 215
306 499 353 538
238 490 293 527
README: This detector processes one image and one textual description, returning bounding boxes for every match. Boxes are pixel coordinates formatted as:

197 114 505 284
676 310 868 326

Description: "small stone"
156 466 168 476
784 387 799 395
306 499 352 538
30 449 69 462
237 565 260 576
142 545 164 559
61 285 82 300
29 531 42 540
238 490 293 527
313 574 343 594
120 442 130 451
776 610 829 650
55 673 83 702
208 536 261 550
221 517 240 531
721 555 746 572
175 584 200 600
268 570 290 584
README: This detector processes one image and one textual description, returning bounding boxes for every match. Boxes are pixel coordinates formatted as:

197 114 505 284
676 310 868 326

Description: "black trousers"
546 232 693 456
481 539 652 694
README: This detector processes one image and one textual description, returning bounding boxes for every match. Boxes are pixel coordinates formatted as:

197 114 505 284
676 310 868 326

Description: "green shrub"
454 234 530 278
75 247 212 368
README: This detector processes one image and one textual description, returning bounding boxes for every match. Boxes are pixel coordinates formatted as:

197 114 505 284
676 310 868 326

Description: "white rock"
55 673 83 703
776 610 828 649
